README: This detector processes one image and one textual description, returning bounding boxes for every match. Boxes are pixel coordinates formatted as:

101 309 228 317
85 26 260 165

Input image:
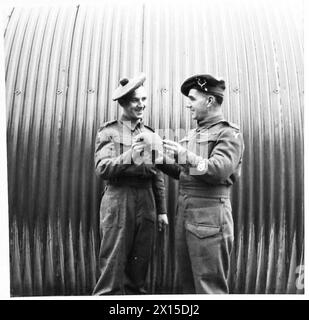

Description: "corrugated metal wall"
4 0 304 296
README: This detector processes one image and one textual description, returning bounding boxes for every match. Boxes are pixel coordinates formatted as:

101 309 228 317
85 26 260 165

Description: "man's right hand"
132 141 152 164
134 132 163 151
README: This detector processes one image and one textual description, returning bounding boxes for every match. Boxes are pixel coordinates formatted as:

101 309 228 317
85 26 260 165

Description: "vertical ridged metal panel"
5 0 303 296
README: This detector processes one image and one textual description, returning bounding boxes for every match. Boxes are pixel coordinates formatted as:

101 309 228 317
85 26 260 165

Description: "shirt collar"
197 113 225 129
120 114 143 131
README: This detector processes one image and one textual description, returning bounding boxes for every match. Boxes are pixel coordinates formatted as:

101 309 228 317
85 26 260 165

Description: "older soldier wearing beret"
156 74 244 294
92 73 168 295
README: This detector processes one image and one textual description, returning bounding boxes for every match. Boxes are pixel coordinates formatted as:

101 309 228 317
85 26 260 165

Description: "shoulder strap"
219 120 240 131
101 119 118 128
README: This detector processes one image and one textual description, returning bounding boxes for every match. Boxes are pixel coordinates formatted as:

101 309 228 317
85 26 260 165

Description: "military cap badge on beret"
181 74 225 97
112 73 146 101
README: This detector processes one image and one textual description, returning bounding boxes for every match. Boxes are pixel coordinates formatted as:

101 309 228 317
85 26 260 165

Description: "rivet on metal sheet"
273 89 280 94
56 89 63 95
15 90 21 95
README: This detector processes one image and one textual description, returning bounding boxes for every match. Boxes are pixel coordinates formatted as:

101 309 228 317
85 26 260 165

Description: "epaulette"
101 120 118 128
221 120 240 131
144 124 155 132
228 121 240 131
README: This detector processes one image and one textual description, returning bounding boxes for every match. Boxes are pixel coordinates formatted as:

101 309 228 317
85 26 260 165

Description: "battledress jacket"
94 117 167 215
157 114 244 192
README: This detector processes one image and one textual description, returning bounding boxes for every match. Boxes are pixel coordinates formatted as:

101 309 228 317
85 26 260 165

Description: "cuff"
180 150 208 175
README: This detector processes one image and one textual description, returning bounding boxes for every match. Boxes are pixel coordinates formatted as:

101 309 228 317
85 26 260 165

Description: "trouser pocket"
184 205 224 277
185 204 223 228
185 222 220 238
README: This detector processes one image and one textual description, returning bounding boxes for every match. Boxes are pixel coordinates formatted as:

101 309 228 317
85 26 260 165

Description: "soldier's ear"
207 95 215 106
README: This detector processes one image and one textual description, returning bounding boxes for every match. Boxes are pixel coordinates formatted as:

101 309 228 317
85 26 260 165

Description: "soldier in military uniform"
155 74 244 294
92 73 168 295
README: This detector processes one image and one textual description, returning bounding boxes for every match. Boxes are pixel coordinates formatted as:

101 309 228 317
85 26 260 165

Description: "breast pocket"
196 133 218 158
113 134 132 155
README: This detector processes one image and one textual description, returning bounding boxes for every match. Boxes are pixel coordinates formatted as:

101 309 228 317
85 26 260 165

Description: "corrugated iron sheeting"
4 0 303 296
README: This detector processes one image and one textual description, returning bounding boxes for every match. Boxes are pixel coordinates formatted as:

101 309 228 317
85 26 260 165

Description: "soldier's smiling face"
121 86 147 121
186 88 210 121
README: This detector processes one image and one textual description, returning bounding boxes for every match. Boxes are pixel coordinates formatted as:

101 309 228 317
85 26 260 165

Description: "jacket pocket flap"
113 134 132 145
196 133 218 143
185 222 220 238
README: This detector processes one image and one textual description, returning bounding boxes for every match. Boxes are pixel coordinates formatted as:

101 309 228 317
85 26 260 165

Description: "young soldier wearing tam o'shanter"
93 74 168 295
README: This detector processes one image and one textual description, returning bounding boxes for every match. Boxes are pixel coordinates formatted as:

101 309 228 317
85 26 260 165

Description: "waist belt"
107 176 152 188
179 184 231 198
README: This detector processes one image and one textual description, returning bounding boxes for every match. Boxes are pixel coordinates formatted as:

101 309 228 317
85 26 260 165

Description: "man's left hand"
163 139 187 160
158 214 169 232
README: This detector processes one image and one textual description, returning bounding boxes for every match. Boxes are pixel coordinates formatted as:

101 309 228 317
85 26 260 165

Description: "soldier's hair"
205 93 223 106
214 95 223 105
117 85 145 106
118 92 134 106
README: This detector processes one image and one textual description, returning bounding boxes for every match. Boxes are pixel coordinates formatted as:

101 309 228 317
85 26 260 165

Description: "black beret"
181 74 225 97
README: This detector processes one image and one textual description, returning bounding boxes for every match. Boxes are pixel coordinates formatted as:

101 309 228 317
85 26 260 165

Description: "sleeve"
182 128 244 184
155 159 182 180
152 169 168 215
94 127 145 179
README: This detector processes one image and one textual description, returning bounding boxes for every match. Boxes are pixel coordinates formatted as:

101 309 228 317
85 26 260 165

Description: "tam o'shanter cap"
181 74 226 98
112 73 146 101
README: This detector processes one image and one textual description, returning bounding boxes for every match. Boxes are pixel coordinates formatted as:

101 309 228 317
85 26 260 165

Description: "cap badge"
197 78 208 91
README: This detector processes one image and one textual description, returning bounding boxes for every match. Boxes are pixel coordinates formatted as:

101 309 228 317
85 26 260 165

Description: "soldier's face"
121 86 147 121
186 88 209 121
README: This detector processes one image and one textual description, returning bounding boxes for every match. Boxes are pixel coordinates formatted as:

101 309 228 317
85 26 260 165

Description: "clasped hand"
131 132 162 164
162 139 187 160
131 133 187 164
